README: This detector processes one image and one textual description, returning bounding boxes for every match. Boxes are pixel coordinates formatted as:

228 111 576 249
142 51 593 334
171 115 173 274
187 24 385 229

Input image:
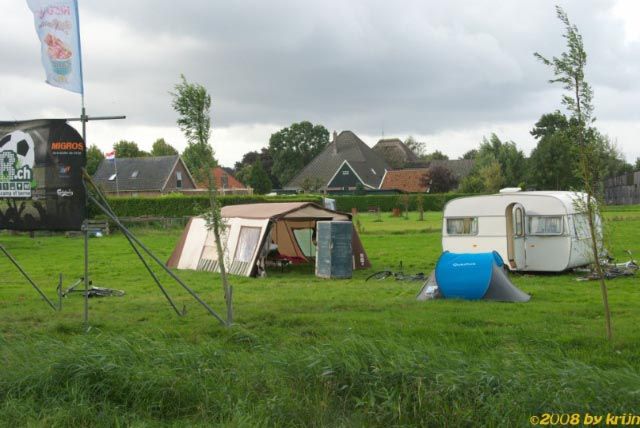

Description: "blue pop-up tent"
417 251 530 302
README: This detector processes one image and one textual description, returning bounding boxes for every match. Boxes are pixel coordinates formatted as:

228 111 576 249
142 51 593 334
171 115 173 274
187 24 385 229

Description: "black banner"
0 119 86 231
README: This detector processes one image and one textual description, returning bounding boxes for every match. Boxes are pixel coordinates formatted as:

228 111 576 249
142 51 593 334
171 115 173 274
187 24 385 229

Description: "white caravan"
442 191 600 272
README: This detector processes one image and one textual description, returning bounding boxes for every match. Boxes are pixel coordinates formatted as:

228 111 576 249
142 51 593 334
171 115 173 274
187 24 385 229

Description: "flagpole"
75 0 90 332
115 155 120 196
28 0 126 332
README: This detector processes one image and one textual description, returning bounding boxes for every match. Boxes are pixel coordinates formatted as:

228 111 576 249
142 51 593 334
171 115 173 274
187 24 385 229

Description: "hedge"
89 193 474 218
90 194 323 218
332 193 476 213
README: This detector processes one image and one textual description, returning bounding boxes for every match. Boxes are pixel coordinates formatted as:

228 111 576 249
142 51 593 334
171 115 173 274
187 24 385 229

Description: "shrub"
333 193 475 213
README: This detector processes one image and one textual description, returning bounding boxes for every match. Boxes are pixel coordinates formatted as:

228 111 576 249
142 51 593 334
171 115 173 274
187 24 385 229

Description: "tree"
268 121 329 186
171 74 215 183
635 157 640 171
86 144 104 176
300 177 323 193
150 138 178 156
113 140 148 158
479 160 504 193
234 148 279 188
416 193 425 221
528 112 580 190
595 134 633 178
459 173 485 193
404 136 427 157
171 74 231 326
530 110 570 140
248 160 272 195
458 133 525 193
460 149 478 160
234 164 253 187
422 150 449 161
476 134 526 187
535 6 611 340
428 165 458 193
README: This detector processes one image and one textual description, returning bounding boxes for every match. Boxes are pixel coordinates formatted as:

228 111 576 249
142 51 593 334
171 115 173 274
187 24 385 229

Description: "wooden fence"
604 171 640 205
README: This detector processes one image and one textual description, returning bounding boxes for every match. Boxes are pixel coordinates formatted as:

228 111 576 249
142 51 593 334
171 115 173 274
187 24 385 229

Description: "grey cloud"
2 0 638 151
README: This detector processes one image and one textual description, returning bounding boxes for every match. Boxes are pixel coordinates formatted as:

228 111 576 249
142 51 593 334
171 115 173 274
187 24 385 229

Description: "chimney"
332 130 338 154
332 131 338 142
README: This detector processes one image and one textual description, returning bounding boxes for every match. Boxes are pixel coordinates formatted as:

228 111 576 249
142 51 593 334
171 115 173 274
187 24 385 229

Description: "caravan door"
511 203 526 269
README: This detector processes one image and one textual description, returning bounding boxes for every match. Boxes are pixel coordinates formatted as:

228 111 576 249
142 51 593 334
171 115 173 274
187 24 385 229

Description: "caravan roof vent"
499 187 522 193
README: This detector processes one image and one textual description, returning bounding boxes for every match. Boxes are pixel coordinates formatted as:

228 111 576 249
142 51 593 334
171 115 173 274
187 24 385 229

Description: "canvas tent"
167 202 371 277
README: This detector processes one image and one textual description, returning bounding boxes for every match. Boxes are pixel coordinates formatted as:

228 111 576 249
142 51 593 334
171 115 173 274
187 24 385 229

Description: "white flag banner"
27 0 84 94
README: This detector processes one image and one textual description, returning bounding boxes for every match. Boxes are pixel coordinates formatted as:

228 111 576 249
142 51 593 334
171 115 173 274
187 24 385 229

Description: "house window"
342 170 349 175
527 216 563 235
131 170 139 178
108 173 117 181
176 171 183 188
446 217 478 235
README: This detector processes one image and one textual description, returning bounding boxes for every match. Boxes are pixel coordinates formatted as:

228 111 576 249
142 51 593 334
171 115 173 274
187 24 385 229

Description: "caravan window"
446 217 478 235
527 216 563 235
514 207 524 236
572 214 591 239
234 227 261 263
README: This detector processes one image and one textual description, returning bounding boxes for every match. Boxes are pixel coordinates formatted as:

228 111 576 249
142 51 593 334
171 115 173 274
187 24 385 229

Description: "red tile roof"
198 167 248 189
380 168 430 193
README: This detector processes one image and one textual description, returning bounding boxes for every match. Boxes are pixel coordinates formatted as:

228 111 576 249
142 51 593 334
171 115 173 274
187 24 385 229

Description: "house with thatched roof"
372 138 419 168
284 131 388 191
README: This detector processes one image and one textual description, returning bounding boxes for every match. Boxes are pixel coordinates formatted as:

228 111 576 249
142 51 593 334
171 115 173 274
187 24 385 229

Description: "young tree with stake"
535 6 612 340
171 75 233 326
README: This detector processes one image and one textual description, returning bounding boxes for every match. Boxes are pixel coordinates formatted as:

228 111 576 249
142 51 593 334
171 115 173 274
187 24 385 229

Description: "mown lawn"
0 207 639 427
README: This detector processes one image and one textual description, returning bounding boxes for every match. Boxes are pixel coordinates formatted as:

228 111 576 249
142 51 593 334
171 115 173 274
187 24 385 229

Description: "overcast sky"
3 0 639 167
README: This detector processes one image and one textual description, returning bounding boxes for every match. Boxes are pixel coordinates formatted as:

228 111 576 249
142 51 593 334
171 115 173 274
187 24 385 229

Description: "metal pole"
87 194 225 325
84 175 185 317
0 244 58 311
114 156 120 196
81 100 90 332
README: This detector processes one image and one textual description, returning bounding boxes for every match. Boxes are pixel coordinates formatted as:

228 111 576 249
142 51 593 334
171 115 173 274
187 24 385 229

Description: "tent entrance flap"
434 251 530 302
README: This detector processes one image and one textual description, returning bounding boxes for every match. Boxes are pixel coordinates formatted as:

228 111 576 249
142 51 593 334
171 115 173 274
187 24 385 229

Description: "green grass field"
1 208 639 427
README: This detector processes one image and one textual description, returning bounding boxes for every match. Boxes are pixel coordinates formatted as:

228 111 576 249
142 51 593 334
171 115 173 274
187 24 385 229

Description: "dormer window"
108 173 117 181
131 170 139 178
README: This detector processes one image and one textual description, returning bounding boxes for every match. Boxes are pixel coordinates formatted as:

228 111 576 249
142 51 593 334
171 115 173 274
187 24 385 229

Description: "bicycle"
365 270 426 282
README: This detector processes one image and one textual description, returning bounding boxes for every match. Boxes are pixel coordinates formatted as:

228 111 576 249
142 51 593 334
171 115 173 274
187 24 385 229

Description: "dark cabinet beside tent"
315 221 353 279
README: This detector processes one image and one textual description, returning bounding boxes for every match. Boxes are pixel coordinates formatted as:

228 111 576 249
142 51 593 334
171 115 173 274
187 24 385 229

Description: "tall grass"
2 333 640 427
1 207 639 426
